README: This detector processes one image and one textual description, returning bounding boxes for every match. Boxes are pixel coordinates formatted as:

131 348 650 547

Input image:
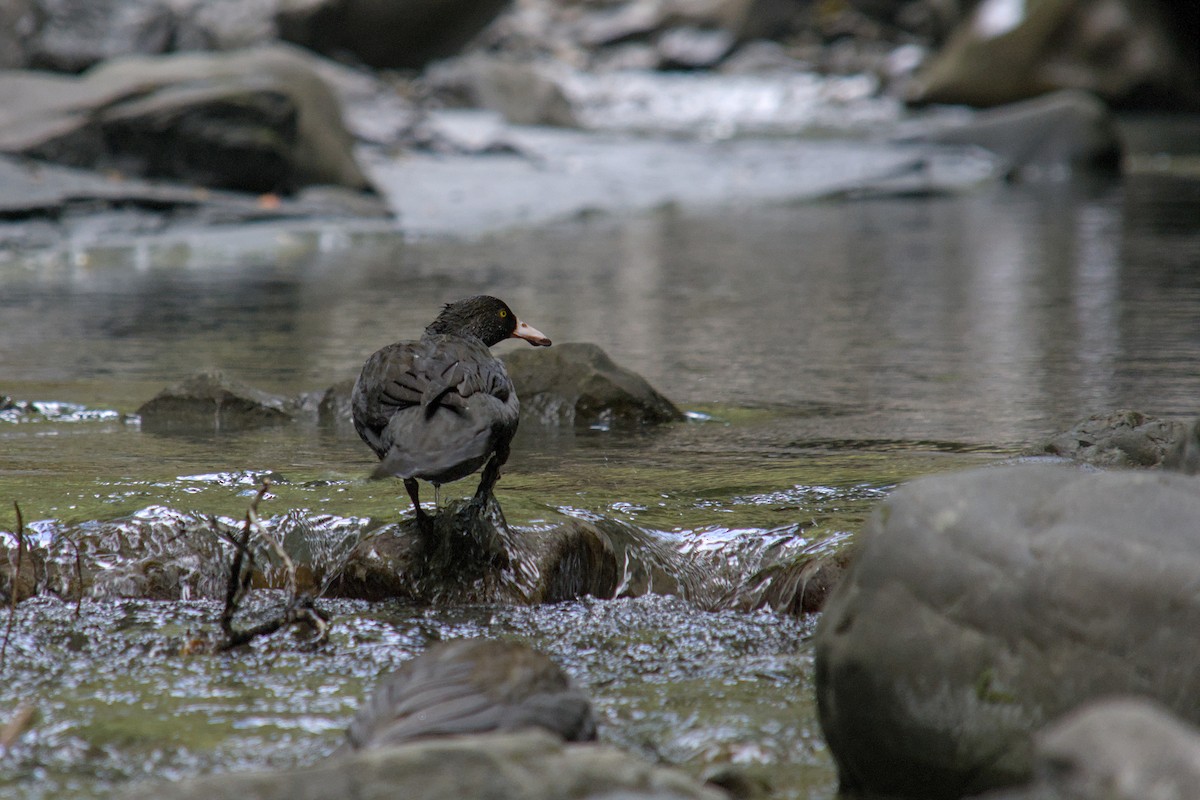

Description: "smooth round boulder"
814 463 1200 799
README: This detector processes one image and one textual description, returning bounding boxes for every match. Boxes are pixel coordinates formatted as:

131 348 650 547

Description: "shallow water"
2 171 1200 798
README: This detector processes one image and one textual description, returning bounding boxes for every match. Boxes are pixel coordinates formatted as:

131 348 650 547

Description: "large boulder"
0 45 372 194
814 463 1200 799
979 698 1200 800
503 342 684 430
908 0 1200 109
124 729 726 800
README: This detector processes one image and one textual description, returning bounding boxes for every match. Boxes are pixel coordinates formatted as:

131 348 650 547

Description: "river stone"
137 370 295 434
0 44 371 194
814 463 1200 799
503 342 684 430
123 729 726 800
906 0 1200 109
277 0 512 70
1038 409 1183 467
326 500 622 605
24 0 174 73
1162 416 1200 475
895 90 1122 177
342 639 596 749
978 698 1200 800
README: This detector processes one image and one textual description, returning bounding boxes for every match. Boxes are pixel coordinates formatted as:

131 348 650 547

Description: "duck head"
425 296 552 347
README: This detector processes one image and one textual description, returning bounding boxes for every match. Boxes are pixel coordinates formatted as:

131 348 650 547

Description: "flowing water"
2 170 1200 798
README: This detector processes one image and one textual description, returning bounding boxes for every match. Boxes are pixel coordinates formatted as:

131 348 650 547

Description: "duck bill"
512 319 552 347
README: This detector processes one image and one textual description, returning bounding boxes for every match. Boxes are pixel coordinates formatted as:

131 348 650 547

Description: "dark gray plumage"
343 639 597 750
351 296 551 521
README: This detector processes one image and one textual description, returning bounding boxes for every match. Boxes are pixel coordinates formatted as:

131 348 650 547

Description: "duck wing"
352 335 520 483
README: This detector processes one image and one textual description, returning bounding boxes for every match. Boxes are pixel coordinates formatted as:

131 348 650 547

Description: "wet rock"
896 90 1122 178
0 0 33 70
1039 409 1182 467
342 639 596 749
503 342 684 430
0 44 372 194
327 498 627 604
124 729 726 800
978 698 1200 800
814 463 1200 799
728 547 849 615
137 369 295 434
0 542 43 604
1163 417 1200 475
314 377 356 436
277 0 513 70
172 0 280 52
907 0 1200 109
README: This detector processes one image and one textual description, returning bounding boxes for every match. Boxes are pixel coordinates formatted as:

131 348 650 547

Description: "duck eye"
498 309 508 318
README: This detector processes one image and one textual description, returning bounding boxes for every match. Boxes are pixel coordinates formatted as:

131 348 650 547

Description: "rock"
326 499 624 605
814 464 1200 799
727 548 849 615
24 0 174 73
1039 409 1183 467
137 369 295 434
1162 417 1200 475
979 698 1200 800
503 342 684 430
907 0 1200 110
123 729 727 800
424 55 580 127
171 0 279 51
342 639 596 749
277 0 513 70
896 90 1122 177
0 45 372 194
656 27 736 69
0 0 33 70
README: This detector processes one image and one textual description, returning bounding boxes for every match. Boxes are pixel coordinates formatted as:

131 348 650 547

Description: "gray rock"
123 729 727 800
907 0 1200 109
424 55 580 127
277 0 513 70
24 0 174 73
656 27 736 69
896 90 1122 177
137 369 295 433
978 698 1200 800
503 342 684 430
0 45 372 194
814 463 1200 799
342 639 596 750
1162 417 1200 475
1040 409 1182 467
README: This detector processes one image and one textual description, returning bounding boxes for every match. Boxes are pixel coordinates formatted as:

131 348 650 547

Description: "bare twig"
219 481 268 638
1 503 26 670
215 481 330 651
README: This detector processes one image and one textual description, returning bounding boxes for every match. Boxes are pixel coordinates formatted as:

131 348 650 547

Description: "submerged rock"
137 369 295 434
1039 409 1182 467
979 698 1200 800
342 639 596 750
503 342 683 430
124 729 726 800
814 463 1200 799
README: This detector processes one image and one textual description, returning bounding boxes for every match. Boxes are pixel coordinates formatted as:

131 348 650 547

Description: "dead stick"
1 502 27 670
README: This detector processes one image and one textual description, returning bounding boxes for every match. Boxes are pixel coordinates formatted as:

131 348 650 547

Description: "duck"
351 296 551 524
341 638 596 750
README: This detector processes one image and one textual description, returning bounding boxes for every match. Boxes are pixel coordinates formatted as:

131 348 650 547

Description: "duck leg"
470 441 510 512
403 478 430 526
